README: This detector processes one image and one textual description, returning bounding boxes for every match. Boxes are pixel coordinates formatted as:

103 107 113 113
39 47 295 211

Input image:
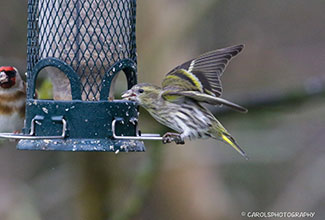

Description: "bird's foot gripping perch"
162 132 185 145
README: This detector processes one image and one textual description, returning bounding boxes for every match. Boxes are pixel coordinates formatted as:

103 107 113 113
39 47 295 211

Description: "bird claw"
162 132 185 145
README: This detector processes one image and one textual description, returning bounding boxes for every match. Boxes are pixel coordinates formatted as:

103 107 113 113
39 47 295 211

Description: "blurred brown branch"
215 76 325 115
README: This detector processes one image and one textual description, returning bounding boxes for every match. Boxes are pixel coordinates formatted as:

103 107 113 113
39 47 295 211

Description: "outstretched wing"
162 44 244 97
161 45 247 112
162 90 247 112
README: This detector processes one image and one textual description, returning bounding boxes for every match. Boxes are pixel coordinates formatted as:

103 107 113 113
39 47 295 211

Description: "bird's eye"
138 89 144 93
6 71 16 77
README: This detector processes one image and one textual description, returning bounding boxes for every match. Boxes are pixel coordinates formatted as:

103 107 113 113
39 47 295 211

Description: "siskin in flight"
122 45 248 159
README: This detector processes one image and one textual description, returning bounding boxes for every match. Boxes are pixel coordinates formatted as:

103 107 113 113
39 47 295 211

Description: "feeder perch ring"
0 115 67 140
112 118 163 141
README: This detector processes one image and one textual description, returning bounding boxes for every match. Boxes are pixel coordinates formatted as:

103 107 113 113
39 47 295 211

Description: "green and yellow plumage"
122 45 248 159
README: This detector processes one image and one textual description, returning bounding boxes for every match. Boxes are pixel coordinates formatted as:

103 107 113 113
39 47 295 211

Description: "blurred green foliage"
37 79 53 100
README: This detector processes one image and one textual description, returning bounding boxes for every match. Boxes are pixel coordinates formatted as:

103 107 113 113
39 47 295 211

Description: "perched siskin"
122 45 248 159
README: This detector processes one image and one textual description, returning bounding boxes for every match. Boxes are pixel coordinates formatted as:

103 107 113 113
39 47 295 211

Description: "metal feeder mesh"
27 0 137 100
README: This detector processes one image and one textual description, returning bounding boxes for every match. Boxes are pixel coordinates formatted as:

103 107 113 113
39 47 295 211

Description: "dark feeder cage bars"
0 0 163 151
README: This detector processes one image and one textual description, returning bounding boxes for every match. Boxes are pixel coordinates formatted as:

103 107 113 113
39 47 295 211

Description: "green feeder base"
18 99 146 152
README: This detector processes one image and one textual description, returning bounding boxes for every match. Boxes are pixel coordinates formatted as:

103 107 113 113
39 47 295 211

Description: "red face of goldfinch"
0 66 17 89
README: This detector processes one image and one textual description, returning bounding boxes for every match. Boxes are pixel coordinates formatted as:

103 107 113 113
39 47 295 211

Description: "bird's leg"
162 132 185 145
162 132 177 144
178 133 185 145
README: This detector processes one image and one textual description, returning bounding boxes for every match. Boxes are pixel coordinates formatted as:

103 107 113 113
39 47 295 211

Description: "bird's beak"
121 89 135 100
0 72 9 84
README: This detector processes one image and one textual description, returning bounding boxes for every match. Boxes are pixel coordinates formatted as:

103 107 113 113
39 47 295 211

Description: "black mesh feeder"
0 0 163 151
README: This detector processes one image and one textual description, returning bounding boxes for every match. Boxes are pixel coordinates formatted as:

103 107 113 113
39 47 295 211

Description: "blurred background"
1 0 325 219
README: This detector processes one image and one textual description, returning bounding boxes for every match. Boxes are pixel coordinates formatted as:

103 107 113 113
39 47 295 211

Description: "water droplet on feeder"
85 119 88 122
129 118 137 125
42 107 48 114
65 108 69 112
121 144 128 151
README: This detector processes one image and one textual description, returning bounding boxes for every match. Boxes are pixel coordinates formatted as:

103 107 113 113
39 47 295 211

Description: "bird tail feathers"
221 133 248 160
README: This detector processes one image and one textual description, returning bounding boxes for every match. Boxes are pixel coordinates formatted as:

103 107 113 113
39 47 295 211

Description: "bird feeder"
1 0 163 152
